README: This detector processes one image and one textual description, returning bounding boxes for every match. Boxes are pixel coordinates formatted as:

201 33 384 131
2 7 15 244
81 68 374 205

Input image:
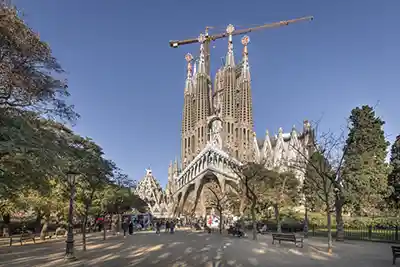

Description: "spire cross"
185 53 193 78
241 35 250 56
226 24 235 51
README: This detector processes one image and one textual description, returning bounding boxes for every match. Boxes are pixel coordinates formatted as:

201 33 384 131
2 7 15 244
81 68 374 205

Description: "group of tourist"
122 217 134 237
155 220 177 234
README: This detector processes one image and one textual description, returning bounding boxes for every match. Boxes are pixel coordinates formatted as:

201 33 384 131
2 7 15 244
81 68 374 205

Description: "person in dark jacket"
165 221 170 233
128 219 133 235
156 221 161 234
123 217 129 238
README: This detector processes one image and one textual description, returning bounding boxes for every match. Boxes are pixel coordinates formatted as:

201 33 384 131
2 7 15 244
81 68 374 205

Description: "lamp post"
303 194 309 238
65 171 78 261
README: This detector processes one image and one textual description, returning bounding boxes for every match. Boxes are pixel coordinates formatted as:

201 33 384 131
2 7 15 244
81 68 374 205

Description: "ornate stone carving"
210 118 223 149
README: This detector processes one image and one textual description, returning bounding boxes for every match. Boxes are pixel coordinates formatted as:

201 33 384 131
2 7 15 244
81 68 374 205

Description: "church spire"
184 53 193 93
225 24 235 67
197 33 206 74
241 35 250 80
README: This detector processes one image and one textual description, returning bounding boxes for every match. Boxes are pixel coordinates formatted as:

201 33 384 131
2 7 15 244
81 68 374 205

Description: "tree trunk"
2 213 10 237
103 220 106 240
304 207 309 238
82 216 87 251
40 212 50 240
335 196 345 241
82 200 91 251
218 209 223 234
274 204 281 233
251 201 257 240
326 209 333 254
40 219 49 240
35 211 42 234
117 213 122 234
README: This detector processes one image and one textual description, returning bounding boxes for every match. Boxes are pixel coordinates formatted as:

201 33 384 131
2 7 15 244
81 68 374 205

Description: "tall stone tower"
216 26 255 162
181 34 212 168
180 26 257 168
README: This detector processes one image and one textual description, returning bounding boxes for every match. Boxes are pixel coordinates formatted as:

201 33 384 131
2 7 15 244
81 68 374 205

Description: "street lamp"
65 170 79 261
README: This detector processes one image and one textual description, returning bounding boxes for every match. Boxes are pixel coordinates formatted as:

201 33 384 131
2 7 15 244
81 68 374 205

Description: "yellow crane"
169 16 314 75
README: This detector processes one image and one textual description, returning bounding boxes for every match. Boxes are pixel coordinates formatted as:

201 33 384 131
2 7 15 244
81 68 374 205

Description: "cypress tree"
388 135 400 209
342 105 389 215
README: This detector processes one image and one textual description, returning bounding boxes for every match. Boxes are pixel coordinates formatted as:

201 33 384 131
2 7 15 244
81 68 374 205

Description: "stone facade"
134 169 169 218
137 25 313 218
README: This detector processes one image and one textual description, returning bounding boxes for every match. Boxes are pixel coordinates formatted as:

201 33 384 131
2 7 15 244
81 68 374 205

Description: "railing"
310 225 399 243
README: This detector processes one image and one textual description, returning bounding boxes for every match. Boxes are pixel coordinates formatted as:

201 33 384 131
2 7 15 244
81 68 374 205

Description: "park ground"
0 229 395 267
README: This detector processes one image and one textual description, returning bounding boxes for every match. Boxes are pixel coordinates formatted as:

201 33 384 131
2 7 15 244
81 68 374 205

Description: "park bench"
392 246 400 265
257 228 269 235
272 233 303 248
9 232 36 246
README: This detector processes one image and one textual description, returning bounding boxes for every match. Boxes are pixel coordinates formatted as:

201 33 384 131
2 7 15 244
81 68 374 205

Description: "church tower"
181 34 212 168
181 53 194 167
219 24 238 157
194 34 212 155
215 26 255 162
236 35 254 161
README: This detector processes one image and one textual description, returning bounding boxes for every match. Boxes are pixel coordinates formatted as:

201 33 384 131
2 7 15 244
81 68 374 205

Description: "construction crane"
169 15 313 76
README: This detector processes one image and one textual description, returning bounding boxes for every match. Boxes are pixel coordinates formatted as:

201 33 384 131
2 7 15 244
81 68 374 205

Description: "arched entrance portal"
175 171 239 218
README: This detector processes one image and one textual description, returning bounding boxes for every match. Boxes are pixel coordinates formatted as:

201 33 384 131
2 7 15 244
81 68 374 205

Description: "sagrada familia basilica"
135 25 313 219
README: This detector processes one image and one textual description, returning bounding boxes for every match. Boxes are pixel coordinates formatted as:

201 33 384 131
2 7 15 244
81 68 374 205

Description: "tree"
0 7 77 121
203 181 236 234
387 135 400 211
263 171 300 233
233 162 275 240
73 139 114 251
99 172 147 236
304 152 336 252
0 111 75 231
342 105 389 216
289 123 351 245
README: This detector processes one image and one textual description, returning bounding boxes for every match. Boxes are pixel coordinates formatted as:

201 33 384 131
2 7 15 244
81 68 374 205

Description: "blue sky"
14 0 400 187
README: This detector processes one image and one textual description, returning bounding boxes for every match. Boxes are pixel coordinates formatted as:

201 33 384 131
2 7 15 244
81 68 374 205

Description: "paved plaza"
0 229 395 267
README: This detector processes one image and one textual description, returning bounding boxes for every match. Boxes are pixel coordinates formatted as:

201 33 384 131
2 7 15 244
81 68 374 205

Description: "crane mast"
169 15 313 76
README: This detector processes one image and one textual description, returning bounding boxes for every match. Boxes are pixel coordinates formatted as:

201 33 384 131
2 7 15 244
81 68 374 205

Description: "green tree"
261 170 299 233
387 135 400 211
0 7 77 121
73 138 115 251
203 181 237 234
342 105 389 216
304 152 336 252
234 162 276 240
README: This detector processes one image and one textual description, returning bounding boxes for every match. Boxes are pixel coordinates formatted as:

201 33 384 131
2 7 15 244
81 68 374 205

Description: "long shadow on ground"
0 230 394 267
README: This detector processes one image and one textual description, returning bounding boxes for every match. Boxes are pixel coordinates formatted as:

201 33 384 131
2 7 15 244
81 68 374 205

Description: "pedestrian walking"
128 220 133 235
123 217 129 238
156 221 161 234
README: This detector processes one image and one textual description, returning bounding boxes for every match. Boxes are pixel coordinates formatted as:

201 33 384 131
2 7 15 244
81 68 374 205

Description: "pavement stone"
0 229 395 266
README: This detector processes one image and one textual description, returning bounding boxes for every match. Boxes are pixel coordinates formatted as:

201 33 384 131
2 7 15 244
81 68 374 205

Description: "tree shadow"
0 230 394 267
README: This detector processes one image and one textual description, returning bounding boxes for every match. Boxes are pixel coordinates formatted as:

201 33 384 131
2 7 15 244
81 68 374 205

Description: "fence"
310 225 399 243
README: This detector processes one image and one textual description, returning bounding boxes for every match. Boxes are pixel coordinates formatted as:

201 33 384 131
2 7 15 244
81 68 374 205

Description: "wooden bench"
9 232 36 246
258 229 269 235
272 233 303 248
392 246 400 265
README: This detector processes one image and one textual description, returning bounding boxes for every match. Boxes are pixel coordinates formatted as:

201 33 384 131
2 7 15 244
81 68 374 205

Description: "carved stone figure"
210 119 223 149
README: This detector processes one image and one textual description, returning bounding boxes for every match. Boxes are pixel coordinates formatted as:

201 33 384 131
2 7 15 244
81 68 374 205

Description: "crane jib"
169 15 313 48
